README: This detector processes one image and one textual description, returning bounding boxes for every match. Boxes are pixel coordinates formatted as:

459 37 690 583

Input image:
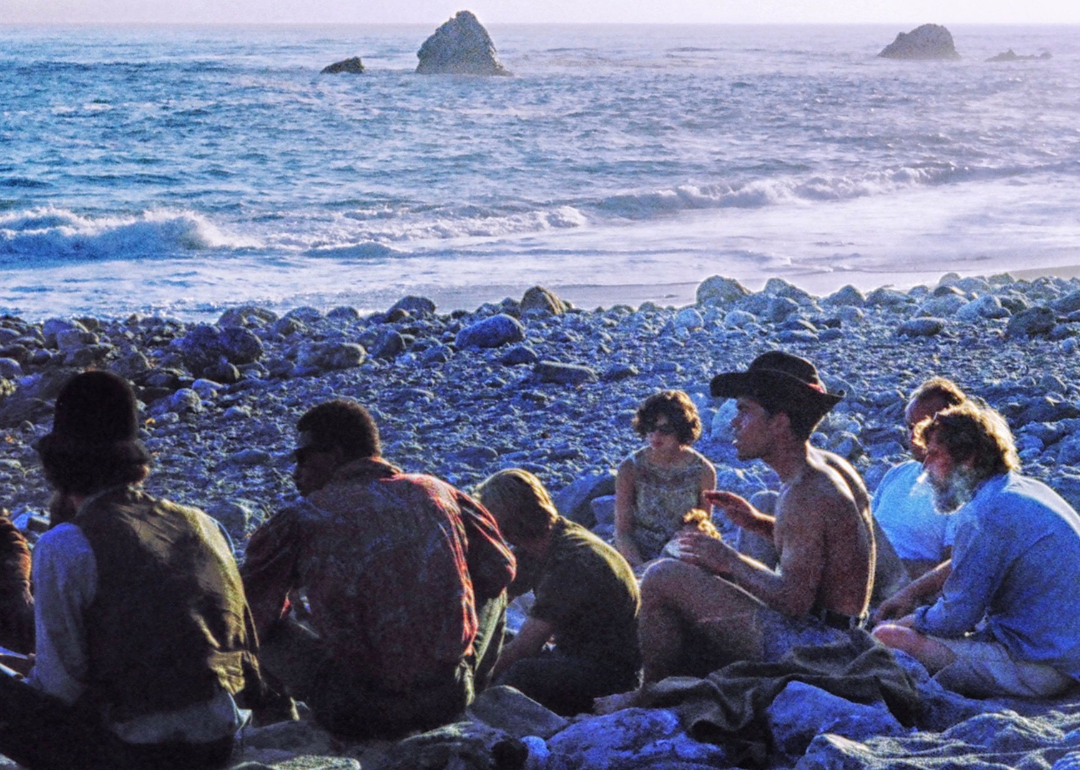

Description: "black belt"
812 607 867 631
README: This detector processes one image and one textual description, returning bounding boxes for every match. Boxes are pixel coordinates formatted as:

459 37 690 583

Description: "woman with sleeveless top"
615 390 716 568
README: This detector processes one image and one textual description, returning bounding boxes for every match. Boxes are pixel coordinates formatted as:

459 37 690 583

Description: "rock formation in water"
416 11 510 76
987 49 1052 62
878 24 960 60
321 57 365 74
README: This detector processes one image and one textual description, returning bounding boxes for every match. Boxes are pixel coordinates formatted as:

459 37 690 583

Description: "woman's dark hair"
296 399 381 461
632 390 702 446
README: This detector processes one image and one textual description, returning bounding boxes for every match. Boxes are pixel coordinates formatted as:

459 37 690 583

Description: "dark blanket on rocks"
636 632 920 767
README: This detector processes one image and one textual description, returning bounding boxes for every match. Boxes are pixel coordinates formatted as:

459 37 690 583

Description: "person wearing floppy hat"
713 352 910 605
597 352 875 711
0 370 261 770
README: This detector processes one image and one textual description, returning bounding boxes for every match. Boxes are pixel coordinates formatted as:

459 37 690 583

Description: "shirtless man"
598 352 874 709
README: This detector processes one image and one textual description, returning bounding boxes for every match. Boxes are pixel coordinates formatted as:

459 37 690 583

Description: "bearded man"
873 402 1080 698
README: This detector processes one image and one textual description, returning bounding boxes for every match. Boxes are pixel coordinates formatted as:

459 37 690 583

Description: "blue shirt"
871 460 956 562
914 472 1080 679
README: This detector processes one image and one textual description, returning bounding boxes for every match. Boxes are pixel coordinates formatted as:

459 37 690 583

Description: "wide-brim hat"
710 351 844 425
36 370 150 464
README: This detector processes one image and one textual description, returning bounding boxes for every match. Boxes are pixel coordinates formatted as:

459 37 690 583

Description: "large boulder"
696 275 749 306
545 708 730 769
455 314 524 348
879 24 960 60
416 11 510 76
175 324 264 377
521 286 567 316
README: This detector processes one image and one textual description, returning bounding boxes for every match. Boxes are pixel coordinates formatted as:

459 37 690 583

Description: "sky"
4 0 1080 25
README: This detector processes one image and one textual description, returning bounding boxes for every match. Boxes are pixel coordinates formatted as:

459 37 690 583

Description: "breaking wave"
0 208 258 266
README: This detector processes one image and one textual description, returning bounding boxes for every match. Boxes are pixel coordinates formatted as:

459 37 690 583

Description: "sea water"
1 23 1078 320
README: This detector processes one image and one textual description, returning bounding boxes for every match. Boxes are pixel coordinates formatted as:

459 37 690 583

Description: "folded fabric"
635 631 920 767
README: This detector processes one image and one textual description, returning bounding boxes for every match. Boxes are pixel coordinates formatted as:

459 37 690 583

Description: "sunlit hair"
909 377 966 411
475 468 559 543
913 402 1020 482
632 390 702 445
296 399 380 461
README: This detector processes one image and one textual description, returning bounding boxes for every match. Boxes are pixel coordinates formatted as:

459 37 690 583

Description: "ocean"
1 23 1078 321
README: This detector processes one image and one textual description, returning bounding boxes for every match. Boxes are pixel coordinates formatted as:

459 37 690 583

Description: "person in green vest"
0 371 261 770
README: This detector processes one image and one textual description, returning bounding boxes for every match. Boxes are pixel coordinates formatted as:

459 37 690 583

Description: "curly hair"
475 468 559 543
913 402 1020 482
296 399 380 461
632 390 702 446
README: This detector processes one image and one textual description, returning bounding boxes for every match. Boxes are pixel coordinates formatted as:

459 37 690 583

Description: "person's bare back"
775 451 872 620
815 446 909 605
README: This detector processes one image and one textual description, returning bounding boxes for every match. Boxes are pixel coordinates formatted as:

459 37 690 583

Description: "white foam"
595 164 972 220
0 207 258 264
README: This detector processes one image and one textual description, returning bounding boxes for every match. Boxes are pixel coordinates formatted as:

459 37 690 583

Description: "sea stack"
416 11 510 76
987 49 1052 62
321 57 365 74
878 24 960 60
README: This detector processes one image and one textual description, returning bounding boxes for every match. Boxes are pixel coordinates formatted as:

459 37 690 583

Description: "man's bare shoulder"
781 455 859 520
814 448 870 511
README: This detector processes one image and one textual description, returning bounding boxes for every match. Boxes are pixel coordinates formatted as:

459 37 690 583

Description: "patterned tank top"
628 446 710 561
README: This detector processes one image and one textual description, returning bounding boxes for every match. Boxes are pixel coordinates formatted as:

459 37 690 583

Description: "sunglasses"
645 422 678 435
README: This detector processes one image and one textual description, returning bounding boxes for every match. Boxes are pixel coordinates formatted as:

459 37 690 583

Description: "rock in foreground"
416 11 510 76
879 24 960 60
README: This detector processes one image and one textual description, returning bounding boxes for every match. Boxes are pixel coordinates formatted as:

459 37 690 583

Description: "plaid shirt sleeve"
241 506 303 640
458 492 516 601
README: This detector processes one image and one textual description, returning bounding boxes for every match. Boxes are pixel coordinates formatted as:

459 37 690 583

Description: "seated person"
477 469 641 716
242 399 515 738
614 390 716 568
874 402 1080 698
872 377 966 579
599 352 875 711
0 514 33 655
0 371 259 770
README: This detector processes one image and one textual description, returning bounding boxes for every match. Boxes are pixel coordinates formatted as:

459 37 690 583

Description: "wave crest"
594 162 989 219
0 208 258 264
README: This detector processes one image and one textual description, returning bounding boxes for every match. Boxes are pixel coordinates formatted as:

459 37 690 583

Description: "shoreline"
452 263 1080 317
8 263 1080 325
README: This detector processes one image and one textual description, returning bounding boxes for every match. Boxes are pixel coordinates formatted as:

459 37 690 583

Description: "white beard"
923 467 979 513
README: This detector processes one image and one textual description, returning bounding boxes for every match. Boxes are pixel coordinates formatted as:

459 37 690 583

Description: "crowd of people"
1 348 1079 768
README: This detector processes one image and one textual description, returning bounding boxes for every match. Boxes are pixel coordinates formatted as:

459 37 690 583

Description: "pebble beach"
4 269 1080 769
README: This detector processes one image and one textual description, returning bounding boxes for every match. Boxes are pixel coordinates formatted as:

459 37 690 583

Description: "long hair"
37 438 149 496
914 402 1020 482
